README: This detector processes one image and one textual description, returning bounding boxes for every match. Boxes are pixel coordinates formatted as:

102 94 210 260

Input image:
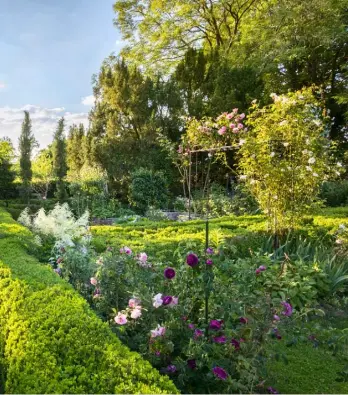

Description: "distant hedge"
0 208 178 394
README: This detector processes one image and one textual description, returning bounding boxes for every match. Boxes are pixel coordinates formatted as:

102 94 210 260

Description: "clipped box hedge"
0 208 178 394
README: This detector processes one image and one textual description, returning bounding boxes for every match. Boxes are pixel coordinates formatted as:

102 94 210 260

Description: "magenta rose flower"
231 338 240 350
164 267 176 279
186 253 199 267
209 319 222 330
213 336 226 344
239 316 248 324
206 259 213 265
212 366 228 380
206 247 214 255
162 295 173 305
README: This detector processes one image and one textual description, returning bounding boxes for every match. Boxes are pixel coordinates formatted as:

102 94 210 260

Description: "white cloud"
0 82 6 89
0 104 89 149
81 95 95 106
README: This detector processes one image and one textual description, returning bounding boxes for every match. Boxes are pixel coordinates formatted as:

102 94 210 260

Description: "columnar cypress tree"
19 111 36 202
53 118 68 201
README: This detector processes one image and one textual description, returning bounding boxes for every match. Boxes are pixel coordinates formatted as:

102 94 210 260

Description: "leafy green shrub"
320 181 348 207
0 208 177 394
129 168 169 213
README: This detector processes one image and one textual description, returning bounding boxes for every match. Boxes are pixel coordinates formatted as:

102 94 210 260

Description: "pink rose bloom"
169 297 178 307
120 246 132 255
138 252 148 263
218 126 227 135
238 123 244 129
128 298 141 308
226 113 234 119
233 127 239 133
229 123 236 129
233 108 238 113
240 113 245 119
115 313 128 325
90 277 98 286
151 325 166 338
131 307 142 319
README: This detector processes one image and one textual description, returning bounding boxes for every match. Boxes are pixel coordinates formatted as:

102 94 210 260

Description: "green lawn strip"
267 341 348 394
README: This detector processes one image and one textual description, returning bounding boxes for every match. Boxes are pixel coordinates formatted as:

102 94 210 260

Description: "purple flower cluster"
212 366 228 380
281 301 293 316
209 319 222 330
255 265 267 275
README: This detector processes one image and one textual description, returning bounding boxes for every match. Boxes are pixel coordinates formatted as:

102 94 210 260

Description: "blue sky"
0 0 122 147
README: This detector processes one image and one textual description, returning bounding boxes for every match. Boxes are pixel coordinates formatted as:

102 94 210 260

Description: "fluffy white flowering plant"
18 203 90 249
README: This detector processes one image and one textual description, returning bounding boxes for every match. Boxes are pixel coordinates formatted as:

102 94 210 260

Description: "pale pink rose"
131 307 142 319
237 123 244 129
226 113 234 119
240 113 245 119
218 126 227 135
229 123 236 129
233 128 239 133
129 298 141 308
169 297 178 307
151 325 166 338
120 246 132 255
115 313 128 325
153 293 163 308
90 277 98 286
138 252 148 263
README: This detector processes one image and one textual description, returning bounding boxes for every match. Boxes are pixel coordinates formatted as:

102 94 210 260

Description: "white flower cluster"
18 203 90 248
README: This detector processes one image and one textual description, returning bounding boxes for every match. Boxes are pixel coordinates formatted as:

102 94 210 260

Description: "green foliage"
53 118 68 202
32 147 54 199
320 181 348 207
0 138 15 201
129 168 169 213
239 88 343 232
267 342 348 394
18 111 37 201
0 208 178 394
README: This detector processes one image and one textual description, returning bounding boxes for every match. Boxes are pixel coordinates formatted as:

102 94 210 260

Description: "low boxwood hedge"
0 208 178 394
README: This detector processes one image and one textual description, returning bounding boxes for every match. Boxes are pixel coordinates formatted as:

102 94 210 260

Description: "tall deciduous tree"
113 0 261 72
53 118 68 201
19 111 37 202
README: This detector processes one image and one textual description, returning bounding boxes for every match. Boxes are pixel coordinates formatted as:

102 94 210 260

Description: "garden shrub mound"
0 208 178 394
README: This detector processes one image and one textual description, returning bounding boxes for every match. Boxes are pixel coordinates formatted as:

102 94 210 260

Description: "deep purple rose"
213 336 226 344
194 329 204 339
212 366 228 380
231 338 240 350
259 265 267 271
209 319 222 330
187 359 196 369
164 267 176 279
186 253 199 267
273 328 282 340
188 323 195 329
162 295 173 305
206 259 213 265
239 316 248 324
167 364 177 373
255 268 261 275
281 301 293 316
